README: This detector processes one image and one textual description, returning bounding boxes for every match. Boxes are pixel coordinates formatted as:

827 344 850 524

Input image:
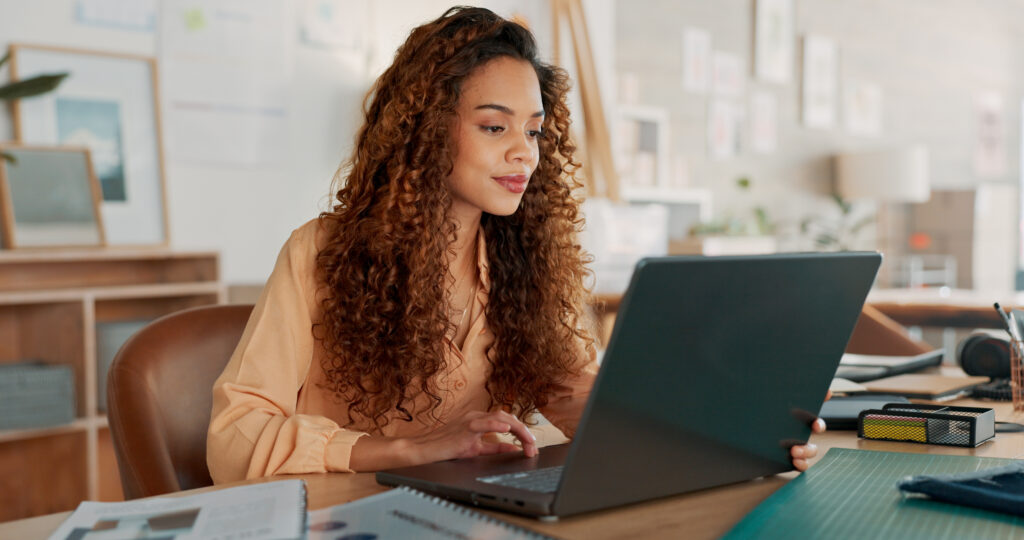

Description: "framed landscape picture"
9 44 168 246
0 145 105 249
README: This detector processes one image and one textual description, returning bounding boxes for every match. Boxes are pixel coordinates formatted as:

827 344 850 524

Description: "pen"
993 303 1021 341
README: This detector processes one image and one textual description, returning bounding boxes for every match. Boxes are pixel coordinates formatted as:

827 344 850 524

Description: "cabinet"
0 249 224 521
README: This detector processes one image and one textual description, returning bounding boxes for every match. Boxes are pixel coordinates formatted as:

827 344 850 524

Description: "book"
48 479 306 540
307 487 553 540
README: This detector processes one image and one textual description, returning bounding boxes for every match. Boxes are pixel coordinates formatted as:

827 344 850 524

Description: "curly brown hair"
315 6 594 430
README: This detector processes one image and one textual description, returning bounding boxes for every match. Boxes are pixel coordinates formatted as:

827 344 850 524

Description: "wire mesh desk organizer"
858 404 995 447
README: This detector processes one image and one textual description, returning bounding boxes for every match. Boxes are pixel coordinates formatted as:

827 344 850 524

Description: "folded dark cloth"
896 462 1024 517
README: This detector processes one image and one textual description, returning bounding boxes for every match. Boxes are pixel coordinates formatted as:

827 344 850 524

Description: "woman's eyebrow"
474 103 545 117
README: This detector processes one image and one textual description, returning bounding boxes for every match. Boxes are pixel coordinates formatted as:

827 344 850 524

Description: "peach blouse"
207 219 597 484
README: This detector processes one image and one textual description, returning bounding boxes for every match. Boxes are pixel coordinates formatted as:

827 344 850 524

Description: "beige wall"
615 0 1024 284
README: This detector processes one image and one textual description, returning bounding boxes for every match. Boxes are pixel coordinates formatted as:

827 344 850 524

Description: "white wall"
0 0 613 285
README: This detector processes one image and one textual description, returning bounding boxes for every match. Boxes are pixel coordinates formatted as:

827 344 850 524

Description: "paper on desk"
307 487 550 539
47 479 306 540
839 351 939 368
829 377 867 394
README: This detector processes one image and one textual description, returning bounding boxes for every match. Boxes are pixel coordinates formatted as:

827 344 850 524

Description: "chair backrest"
107 304 253 499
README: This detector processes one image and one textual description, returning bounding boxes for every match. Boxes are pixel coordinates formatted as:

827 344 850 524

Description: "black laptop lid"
553 252 881 516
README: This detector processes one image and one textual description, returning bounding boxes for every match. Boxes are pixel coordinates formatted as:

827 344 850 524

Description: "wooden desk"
4 397 1022 540
867 288 1024 329
598 288 1024 331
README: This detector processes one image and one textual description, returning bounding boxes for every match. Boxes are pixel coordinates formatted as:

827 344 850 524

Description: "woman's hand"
349 410 537 471
412 410 538 462
791 389 832 472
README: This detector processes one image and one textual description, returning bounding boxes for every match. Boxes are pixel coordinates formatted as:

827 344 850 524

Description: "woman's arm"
207 222 368 483
207 222 539 481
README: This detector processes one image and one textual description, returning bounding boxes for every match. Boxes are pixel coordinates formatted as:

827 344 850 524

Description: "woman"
207 6 822 483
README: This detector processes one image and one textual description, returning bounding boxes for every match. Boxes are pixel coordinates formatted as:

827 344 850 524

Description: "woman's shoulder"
288 216 335 253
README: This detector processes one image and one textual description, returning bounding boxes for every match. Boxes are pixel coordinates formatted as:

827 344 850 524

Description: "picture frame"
801 35 838 129
9 44 168 246
754 0 795 84
0 145 106 249
615 105 670 191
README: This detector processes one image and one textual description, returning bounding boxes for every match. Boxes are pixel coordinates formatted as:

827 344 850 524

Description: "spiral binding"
396 486 556 540
298 480 309 538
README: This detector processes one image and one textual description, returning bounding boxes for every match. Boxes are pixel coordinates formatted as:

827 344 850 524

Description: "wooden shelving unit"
0 249 224 521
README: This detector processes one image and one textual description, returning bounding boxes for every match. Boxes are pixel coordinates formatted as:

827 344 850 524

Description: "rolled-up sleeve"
207 222 367 484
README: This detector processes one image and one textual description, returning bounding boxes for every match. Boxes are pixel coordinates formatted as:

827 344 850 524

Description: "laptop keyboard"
476 465 564 493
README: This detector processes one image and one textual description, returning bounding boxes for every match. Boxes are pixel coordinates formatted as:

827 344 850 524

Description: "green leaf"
0 50 9 70
1 151 15 165
736 177 751 190
0 73 69 101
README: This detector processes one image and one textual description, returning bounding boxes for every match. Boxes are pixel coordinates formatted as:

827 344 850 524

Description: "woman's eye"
527 129 543 138
481 125 505 134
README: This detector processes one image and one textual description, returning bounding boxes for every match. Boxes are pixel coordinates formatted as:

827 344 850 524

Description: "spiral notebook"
306 487 553 540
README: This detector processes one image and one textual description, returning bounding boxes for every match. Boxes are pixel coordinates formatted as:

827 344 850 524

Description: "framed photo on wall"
754 0 795 84
9 44 168 246
0 145 105 249
801 35 838 128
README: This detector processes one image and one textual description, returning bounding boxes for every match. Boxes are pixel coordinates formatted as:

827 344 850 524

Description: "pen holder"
1012 339 1024 414
857 404 995 447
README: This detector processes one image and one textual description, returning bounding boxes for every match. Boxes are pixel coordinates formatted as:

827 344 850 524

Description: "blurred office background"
0 0 1022 520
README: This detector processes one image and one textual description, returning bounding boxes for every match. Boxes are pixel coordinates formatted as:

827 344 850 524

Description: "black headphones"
957 332 1012 378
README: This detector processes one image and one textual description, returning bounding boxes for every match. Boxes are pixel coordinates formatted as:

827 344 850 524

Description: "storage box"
96 319 150 412
0 362 76 430
857 403 995 447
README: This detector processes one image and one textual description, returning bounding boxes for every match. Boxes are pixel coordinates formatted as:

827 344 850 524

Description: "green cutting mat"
724 448 1023 539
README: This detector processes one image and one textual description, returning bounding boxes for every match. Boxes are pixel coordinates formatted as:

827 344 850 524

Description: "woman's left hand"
791 390 831 472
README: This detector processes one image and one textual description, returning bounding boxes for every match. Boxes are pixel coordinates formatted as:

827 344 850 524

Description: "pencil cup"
1012 339 1024 414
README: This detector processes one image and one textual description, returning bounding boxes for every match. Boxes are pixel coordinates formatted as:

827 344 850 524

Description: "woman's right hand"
412 410 538 463
349 410 537 471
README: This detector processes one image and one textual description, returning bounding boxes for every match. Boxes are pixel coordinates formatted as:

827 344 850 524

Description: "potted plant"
0 50 68 163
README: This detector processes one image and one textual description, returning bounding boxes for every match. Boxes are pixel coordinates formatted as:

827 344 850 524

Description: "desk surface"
866 288 1024 329
5 398 1023 540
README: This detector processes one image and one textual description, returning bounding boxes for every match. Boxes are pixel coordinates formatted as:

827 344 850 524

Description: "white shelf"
620 187 713 220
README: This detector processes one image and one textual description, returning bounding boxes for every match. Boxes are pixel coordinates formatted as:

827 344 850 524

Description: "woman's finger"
793 458 808 472
811 418 826 433
502 417 538 457
468 418 511 434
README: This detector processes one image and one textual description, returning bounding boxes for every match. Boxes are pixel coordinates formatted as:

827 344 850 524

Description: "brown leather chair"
107 304 254 499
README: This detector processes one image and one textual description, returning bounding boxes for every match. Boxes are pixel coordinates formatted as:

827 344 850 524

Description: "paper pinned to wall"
801 35 838 129
844 80 883 136
707 99 743 159
974 91 1007 178
681 27 711 94
301 0 370 52
160 0 291 167
76 0 157 32
750 90 777 154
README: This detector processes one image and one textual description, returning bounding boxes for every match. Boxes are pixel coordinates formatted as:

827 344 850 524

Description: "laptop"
377 252 882 518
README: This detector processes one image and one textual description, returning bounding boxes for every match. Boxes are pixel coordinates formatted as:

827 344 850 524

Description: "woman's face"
447 56 543 220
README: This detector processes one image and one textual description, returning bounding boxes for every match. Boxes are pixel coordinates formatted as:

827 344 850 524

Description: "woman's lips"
493 174 529 193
